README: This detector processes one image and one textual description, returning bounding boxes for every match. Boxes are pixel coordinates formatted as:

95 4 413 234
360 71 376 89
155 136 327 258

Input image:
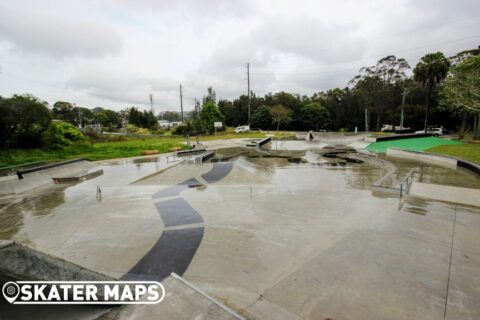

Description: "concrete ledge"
16 158 85 179
0 160 95 195
176 149 206 156
370 133 431 143
410 182 480 207
386 147 480 176
194 151 215 164
257 137 272 148
52 169 104 183
387 148 458 169
457 159 480 175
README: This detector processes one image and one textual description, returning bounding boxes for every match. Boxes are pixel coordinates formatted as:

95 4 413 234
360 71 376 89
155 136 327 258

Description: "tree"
413 52 450 132
127 107 158 129
160 111 181 122
52 101 76 124
42 121 89 149
251 105 272 129
202 86 216 105
94 109 120 129
300 102 330 131
440 55 480 139
200 100 224 134
270 105 291 131
0 94 51 148
350 55 410 130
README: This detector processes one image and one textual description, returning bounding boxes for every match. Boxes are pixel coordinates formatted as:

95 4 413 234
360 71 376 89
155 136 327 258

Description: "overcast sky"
0 0 479 112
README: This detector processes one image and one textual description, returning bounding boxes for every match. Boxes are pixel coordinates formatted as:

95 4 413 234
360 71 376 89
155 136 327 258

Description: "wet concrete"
124 227 204 281
0 140 479 319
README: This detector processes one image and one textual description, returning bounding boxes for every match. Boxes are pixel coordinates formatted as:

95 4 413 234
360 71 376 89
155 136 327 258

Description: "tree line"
1 47 479 149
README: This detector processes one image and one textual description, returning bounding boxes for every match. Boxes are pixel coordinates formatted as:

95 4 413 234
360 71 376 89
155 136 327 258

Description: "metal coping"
170 273 246 320
257 137 272 147
374 133 432 142
176 149 207 156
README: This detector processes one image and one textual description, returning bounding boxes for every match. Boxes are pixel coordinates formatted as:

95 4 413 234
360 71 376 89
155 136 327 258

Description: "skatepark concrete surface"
0 134 479 319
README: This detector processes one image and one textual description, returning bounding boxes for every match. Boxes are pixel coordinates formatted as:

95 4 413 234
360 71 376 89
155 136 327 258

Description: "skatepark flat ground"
0 138 479 319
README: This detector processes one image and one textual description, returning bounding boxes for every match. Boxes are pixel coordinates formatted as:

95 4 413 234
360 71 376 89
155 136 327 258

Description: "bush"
105 134 128 142
42 121 89 149
84 129 101 141
172 124 189 136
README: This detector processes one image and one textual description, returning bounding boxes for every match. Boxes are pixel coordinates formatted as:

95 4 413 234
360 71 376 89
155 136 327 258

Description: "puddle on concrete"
0 141 479 320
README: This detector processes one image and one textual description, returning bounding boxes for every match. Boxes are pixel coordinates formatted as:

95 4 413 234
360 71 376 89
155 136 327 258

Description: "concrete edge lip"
170 272 246 320
0 241 116 282
387 147 480 176
0 240 14 249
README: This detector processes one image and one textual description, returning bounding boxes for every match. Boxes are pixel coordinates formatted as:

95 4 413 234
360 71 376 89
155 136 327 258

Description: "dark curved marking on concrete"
152 178 199 199
201 162 234 184
154 198 203 227
123 227 204 281
123 162 233 281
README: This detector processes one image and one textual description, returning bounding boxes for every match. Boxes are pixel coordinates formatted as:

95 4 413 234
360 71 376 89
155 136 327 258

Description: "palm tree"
413 52 450 132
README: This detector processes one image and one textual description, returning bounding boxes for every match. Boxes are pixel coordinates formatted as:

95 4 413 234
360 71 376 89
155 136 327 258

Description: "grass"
367 137 461 153
0 132 267 168
427 143 480 164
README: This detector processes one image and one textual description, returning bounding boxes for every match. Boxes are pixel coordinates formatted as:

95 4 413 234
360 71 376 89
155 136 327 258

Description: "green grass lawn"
427 143 480 164
367 137 461 153
0 132 267 168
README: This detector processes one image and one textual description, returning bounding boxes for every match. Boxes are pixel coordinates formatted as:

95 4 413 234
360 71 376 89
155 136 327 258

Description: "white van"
234 125 250 133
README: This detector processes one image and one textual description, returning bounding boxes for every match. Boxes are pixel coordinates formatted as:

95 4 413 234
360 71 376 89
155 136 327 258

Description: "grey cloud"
252 17 366 64
114 0 250 18
67 66 180 108
0 4 122 59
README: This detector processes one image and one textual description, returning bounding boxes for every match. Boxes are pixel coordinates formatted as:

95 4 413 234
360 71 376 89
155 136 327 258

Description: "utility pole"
400 88 407 128
365 109 368 132
247 62 250 126
149 93 155 115
179 84 184 123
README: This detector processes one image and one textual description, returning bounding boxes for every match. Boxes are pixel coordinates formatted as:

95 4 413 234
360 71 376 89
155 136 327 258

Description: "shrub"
105 134 128 142
172 124 189 136
42 121 89 149
84 129 101 141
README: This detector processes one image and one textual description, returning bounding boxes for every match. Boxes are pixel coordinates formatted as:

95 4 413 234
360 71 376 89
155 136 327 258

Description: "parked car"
381 124 411 133
234 125 250 133
415 127 448 137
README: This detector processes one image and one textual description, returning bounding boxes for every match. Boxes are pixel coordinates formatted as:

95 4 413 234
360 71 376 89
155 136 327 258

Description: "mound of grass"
427 143 480 164
367 137 461 153
0 132 267 168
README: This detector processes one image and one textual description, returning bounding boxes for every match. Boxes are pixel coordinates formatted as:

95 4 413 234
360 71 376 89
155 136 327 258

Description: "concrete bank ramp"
113 273 245 320
0 159 96 195
409 182 480 207
0 240 114 281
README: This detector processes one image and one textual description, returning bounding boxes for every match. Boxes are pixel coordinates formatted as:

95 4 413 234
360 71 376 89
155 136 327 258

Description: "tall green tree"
350 55 410 130
0 94 52 148
300 102 330 131
94 109 121 129
440 55 480 139
413 52 450 132
52 101 76 124
270 105 291 131
201 100 224 134
251 105 272 129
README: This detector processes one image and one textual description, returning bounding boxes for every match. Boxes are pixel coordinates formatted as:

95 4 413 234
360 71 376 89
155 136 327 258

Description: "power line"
250 34 480 76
